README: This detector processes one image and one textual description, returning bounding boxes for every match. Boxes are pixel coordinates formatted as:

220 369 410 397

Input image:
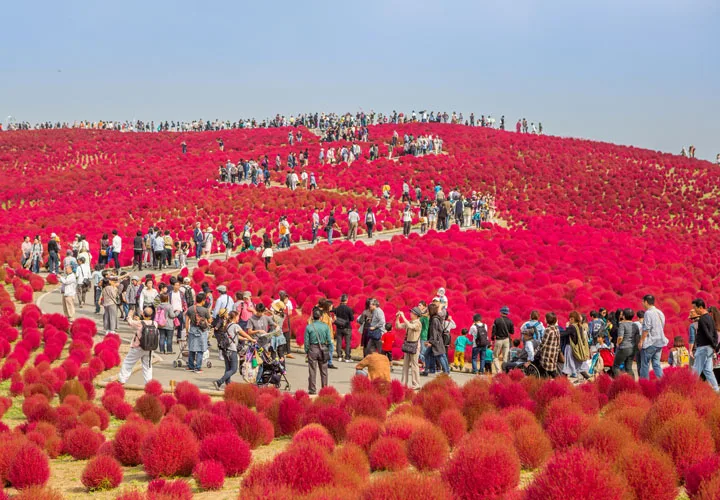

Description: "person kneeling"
502 331 538 373
355 352 391 382
118 306 158 385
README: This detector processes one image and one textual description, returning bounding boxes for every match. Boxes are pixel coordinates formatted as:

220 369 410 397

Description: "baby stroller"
257 346 291 391
172 329 212 369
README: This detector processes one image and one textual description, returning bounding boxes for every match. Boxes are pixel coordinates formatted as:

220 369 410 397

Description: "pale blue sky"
2 0 718 159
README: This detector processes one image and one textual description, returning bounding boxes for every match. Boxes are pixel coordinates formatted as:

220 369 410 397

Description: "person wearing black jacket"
492 306 514 373
333 294 355 362
691 299 719 391
47 233 60 274
132 231 144 271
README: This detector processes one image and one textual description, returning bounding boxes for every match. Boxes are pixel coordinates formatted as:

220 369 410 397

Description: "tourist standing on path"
193 223 204 259
612 309 639 376
138 278 159 313
186 293 211 374
30 236 43 273
111 230 122 270
365 208 376 239
212 285 234 318
402 205 413 236
333 294 355 362
305 307 332 395
124 276 141 320
311 208 320 244
156 293 178 354
536 313 561 377
271 291 294 357
203 228 214 257
396 307 422 389
75 256 91 308
638 294 667 379
118 306 156 385
101 276 120 335
132 231 144 271
691 299 719 391
491 306 514 373
469 314 489 374
325 211 339 245
213 311 252 390
58 265 77 321
48 233 60 274
20 236 31 269
261 233 273 269
561 311 591 379
347 208 360 241
422 302 450 375
362 299 385 355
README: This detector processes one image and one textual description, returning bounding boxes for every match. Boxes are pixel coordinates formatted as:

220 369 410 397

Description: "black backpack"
473 323 489 348
213 319 231 351
183 286 194 308
139 321 159 351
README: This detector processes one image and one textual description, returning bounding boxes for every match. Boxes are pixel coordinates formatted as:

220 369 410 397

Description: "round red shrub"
22 394 55 423
141 420 199 478
113 421 151 466
407 424 449 471
513 424 553 469
144 379 163 397
7 443 50 489
278 395 304 435
685 454 720 497
81 455 123 491
525 447 628 500
442 435 520 499
361 470 452 500
655 414 715 477
227 402 274 448
134 394 164 423
578 420 635 458
267 441 334 494
642 392 697 441
615 443 678 500
545 413 588 449
368 436 408 472
63 425 103 459
193 460 225 491
333 443 370 479
223 382 258 407
318 405 351 442
346 416 382 452
146 478 193 500
11 486 63 500
438 408 467 447
293 424 335 453
198 432 251 477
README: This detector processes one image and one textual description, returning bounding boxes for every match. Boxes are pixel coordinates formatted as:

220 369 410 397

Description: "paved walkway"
35 221 492 393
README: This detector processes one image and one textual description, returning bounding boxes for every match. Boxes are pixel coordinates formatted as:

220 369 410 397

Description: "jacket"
428 315 445 356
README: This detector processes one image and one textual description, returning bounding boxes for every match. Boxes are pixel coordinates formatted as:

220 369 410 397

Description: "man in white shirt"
111 229 122 270
59 265 77 320
347 208 360 241
311 208 320 244
75 256 92 308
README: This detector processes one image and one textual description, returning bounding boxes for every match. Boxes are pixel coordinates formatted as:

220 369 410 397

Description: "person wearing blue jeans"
436 352 450 373
691 299 719 391
638 294 667 379
471 346 487 373
421 345 436 374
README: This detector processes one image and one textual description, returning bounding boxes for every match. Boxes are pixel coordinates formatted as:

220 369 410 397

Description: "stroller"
241 334 291 391
172 328 212 369
589 347 614 376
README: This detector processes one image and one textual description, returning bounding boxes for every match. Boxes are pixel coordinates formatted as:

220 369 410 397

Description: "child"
504 331 539 372
668 336 690 367
381 322 395 371
453 328 473 370
508 339 523 362
420 214 428 234
484 347 493 374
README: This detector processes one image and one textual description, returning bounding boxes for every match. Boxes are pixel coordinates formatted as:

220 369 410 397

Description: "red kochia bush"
263 441 333 494
615 443 678 500
63 425 103 459
406 424 449 471
685 454 720 496
368 436 408 472
545 413 588 449
198 432 251 477
513 424 553 469
134 394 164 423
227 402 274 448
193 460 225 491
11 486 63 500
361 470 452 500
318 405 351 442
346 416 382 452
141 420 199 478
525 447 628 500
143 379 163 397
277 395 304 435
437 408 467 447
146 478 193 500
223 382 258 407
442 435 520 500
113 421 152 466
81 455 123 491
292 424 335 453
7 443 50 489
655 414 715 476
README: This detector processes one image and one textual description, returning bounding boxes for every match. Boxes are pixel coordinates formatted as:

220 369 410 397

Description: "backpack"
523 321 540 340
183 286 194 307
221 231 229 245
473 323 489 348
213 319 231 351
139 321 159 351
155 307 167 328
191 305 209 330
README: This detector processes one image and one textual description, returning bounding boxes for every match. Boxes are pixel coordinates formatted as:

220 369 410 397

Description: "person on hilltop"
305 307 332 395
638 294 667 379
491 306 514 373
690 298 718 391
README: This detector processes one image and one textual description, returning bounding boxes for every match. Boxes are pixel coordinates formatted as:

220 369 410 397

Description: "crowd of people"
1 109 543 133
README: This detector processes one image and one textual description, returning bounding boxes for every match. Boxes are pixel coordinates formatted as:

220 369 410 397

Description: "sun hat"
500 306 510 315
242 291 252 299
437 287 446 296
217 285 227 293
183 277 191 284
410 307 423 317
131 276 140 281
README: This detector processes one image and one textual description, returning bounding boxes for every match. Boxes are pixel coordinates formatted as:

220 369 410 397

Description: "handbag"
401 339 418 355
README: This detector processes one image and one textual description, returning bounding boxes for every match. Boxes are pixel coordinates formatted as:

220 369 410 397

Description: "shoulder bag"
311 324 330 363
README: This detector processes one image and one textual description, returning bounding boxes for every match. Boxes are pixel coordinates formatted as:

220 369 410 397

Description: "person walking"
325 211 339 245
156 293 178 354
58 265 77 321
75 256 91 308
186 293 211 374
48 233 60 274
491 306 514 373
691 298 719 391
111 230 122 270
469 313 489 374
305 307 333 395
261 233 273 269
118 306 156 385
365 208 376 238
101 276 120 335
132 231 144 270
396 307 422 389
638 294 667 379
347 208 360 241
333 294 355 362
213 311 252 390
311 208 320 244
402 205 413 236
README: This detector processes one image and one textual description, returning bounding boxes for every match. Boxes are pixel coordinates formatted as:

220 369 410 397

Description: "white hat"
50 233 57 238
131 276 140 281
